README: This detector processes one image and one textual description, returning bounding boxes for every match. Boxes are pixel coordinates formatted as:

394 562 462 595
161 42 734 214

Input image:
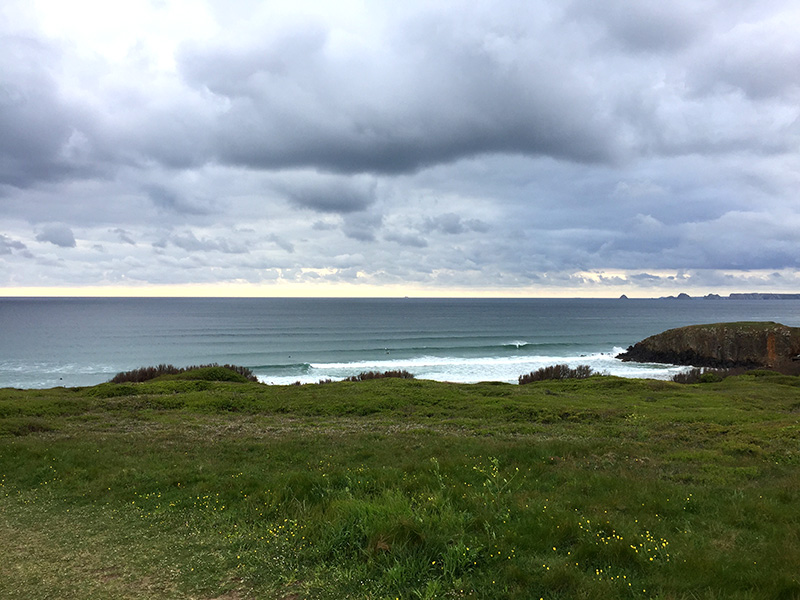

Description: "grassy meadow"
1 370 799 599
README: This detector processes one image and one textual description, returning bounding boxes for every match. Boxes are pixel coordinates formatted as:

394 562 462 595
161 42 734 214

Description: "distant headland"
620 293 800 300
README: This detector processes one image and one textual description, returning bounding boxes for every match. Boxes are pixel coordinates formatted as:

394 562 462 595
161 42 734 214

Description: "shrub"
518 364 594 385
171 366 254 383
344 370 416 382
110 364 179 383
110 363 258 384
671 367 744 384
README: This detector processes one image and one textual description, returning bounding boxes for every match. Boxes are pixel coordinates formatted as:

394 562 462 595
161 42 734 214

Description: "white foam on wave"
311 354 547 370
258 348 691 385
0 359 119 388
503 340 530 348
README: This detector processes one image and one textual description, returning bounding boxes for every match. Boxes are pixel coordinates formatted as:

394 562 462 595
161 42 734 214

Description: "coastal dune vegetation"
110 363 260 383
518 364 595 384
1 365 800 599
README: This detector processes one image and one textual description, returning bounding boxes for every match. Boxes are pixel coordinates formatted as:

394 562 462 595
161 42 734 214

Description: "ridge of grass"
1 373 800 599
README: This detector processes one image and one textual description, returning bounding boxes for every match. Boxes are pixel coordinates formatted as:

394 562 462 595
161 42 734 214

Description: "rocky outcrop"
728 293 800 299
616 322 800 369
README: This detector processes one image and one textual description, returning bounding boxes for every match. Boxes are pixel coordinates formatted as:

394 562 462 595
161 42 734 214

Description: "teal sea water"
2 297 800 389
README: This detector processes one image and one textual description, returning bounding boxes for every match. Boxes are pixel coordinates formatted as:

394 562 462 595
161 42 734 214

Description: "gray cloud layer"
2 0 799 294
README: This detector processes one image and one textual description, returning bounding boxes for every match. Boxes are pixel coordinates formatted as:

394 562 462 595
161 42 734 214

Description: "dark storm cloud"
5 2 796 183
162 1 797 183
0 36 93 188
35 224 76 248
177 8 622 175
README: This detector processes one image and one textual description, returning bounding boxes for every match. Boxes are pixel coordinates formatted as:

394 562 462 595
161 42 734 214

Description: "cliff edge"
616 321 800 368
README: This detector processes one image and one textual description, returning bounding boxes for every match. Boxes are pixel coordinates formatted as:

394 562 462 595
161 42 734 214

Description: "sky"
1 0 799 298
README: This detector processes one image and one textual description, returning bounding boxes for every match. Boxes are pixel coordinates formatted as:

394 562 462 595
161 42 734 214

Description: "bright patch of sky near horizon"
2 0 800 297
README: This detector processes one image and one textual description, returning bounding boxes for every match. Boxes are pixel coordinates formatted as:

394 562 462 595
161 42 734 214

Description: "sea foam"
259 348 690 385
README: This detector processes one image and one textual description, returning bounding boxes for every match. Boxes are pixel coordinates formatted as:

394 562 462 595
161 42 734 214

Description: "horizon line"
2 291 798 300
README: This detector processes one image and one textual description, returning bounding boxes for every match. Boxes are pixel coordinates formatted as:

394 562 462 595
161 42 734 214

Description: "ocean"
2 297 800 389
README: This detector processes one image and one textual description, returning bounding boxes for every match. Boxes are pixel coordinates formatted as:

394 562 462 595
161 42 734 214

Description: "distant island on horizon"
619 292 800 300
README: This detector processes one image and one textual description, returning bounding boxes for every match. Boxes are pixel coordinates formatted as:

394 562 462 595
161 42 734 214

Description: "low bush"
671 367 744 384
110 363 258 383
518 364 594 384
170 366 255 383
344 370 416 382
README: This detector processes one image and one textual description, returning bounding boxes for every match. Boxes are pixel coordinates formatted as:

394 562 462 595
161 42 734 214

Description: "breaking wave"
256 347 691 385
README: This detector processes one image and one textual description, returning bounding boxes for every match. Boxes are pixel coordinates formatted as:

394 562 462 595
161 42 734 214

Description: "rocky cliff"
616 322 800 368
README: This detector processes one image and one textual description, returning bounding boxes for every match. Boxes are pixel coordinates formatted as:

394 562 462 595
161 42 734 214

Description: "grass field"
1 371 799 599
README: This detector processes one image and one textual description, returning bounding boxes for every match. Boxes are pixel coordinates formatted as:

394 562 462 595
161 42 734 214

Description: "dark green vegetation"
111 363 259 383
2 368 800 599
519 364 594 384
670 367 749 384
343 370 416 382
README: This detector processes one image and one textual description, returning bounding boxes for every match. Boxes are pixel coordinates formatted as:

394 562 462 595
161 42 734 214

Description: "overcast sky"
2 0 799 297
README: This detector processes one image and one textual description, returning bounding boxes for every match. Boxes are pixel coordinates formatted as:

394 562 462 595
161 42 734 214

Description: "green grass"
1 373 800 599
